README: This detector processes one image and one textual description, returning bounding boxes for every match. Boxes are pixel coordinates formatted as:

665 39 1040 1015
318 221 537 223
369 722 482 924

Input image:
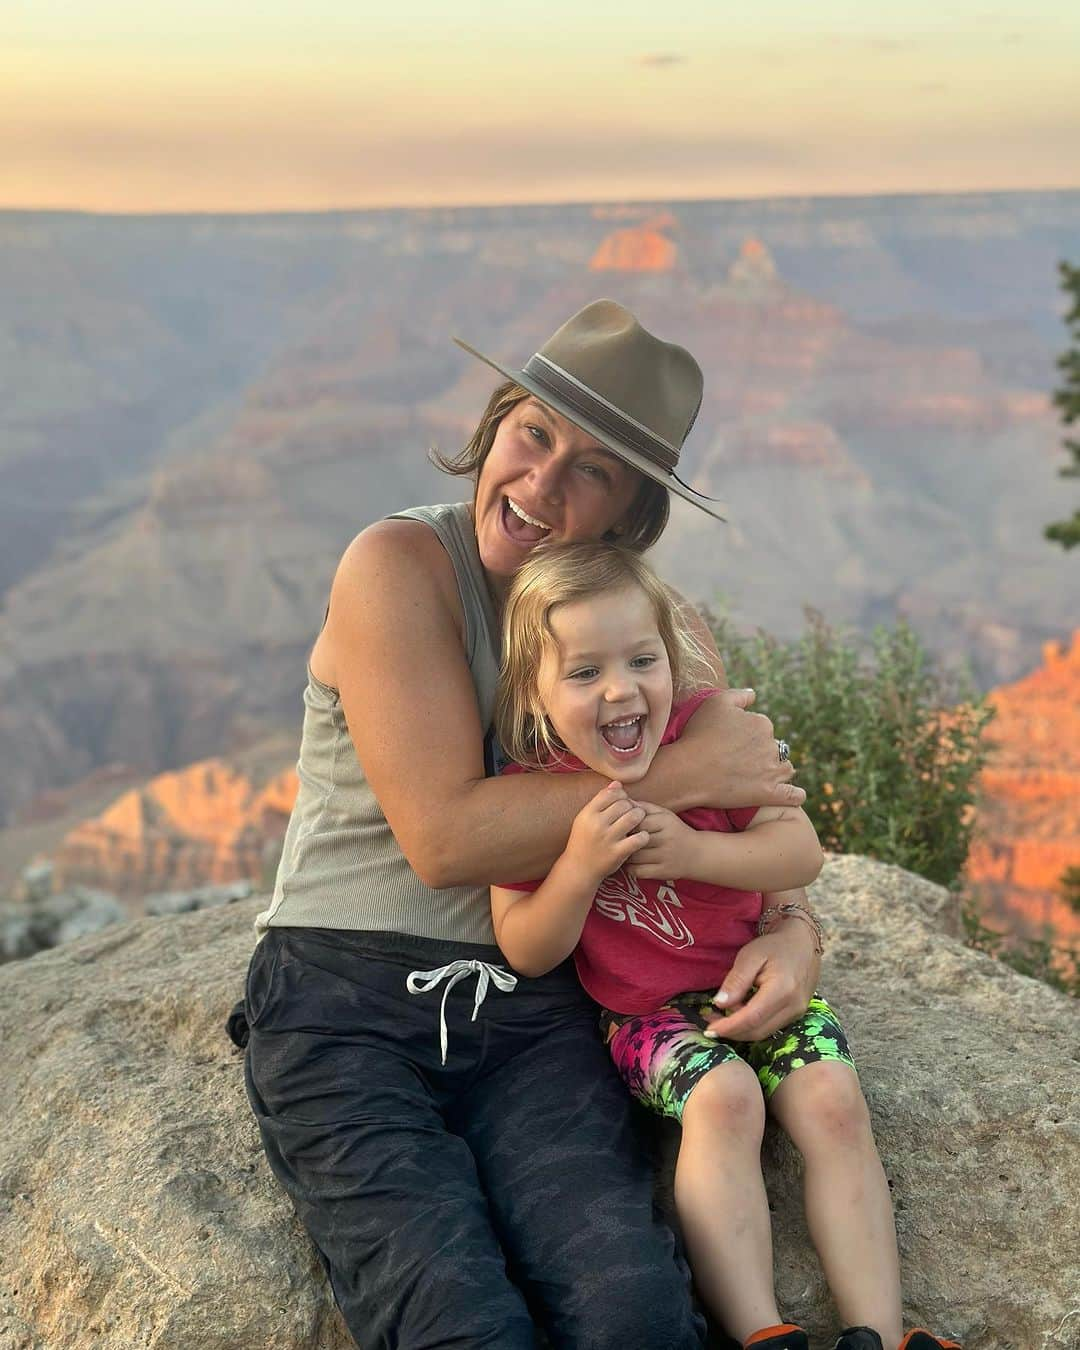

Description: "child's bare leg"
768 1061 903 1347
676 1058 781 1343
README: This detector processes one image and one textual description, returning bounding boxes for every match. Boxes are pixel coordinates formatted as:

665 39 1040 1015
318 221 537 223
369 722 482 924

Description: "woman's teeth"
601 716 644 753
507 498 551 532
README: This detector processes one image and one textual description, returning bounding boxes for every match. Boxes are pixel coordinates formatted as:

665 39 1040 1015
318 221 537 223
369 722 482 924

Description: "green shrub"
707 609 992 889
961 893 1080 999
1062 863 1080 916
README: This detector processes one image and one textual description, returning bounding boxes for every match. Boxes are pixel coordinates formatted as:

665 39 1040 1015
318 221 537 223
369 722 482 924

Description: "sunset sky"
5 0 1080 213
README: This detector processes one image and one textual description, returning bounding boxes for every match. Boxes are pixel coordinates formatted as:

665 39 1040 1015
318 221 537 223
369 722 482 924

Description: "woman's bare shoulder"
341 515 451 570
334 517 460 605
312 517 464 687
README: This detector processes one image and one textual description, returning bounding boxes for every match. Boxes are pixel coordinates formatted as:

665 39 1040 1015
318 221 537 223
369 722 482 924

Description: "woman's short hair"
431 380 670 553
495 540 715 768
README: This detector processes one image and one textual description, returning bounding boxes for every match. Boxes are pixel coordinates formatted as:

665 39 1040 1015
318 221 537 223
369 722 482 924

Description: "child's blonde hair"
495 541 716 768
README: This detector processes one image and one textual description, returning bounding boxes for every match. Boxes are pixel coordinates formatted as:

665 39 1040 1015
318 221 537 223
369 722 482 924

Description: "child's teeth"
602 716 644 751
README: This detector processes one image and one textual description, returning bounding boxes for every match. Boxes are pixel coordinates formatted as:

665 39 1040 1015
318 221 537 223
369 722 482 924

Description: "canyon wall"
966 629 1080 946
52 761 297 899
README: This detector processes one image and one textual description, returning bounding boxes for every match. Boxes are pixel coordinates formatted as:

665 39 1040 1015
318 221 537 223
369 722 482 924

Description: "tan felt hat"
454 299 725 521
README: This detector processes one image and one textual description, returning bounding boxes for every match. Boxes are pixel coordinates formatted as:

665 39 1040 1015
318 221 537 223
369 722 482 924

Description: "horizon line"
4 182 1080 222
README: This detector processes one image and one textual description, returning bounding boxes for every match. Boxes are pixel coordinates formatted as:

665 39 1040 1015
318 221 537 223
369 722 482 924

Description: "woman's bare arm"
316 521 602 887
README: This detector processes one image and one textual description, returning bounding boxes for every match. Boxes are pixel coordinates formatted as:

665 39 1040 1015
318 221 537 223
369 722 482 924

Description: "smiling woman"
233 299 817 1350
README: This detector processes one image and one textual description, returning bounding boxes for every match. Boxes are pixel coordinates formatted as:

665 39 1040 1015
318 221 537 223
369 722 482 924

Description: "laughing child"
490 541 959 1350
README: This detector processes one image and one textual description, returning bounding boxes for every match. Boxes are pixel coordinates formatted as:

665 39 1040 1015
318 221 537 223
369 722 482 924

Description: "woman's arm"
630 803 823 893
316 521 599 887
646 690 806 814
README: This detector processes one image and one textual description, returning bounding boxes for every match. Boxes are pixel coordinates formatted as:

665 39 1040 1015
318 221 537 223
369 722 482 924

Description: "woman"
238 300 820 1350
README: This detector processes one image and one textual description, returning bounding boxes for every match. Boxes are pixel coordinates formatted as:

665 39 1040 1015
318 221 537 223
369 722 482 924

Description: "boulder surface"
0 855 1077 1350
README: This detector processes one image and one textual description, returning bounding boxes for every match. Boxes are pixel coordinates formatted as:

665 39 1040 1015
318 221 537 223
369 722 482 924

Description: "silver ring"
777 739 790 762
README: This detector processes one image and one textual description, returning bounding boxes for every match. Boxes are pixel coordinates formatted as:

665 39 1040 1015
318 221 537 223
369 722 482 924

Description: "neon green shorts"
601 992 855 1123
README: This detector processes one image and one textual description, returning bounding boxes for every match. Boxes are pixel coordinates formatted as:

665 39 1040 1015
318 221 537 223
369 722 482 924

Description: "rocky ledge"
0 855 1077 1350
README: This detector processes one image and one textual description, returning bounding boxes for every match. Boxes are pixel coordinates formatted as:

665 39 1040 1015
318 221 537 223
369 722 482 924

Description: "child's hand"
564 782 649 884
626 803 699 880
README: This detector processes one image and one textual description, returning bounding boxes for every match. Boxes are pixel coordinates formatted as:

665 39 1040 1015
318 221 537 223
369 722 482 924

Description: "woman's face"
474 397 642 591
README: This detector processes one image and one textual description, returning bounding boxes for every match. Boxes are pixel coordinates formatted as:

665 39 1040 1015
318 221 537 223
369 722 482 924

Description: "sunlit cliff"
966 630 1080 944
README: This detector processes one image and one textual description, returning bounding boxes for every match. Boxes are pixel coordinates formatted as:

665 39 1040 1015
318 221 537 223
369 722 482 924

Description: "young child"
491 541 960 1350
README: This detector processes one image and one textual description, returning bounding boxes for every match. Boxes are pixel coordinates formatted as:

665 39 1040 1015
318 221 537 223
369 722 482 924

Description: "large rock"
0 856 1077 1350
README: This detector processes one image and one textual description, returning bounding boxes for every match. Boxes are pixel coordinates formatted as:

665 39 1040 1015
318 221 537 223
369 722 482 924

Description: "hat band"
523 353 680 473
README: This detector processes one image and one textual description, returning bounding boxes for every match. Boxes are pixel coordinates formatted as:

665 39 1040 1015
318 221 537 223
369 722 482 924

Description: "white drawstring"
406 959 518 1065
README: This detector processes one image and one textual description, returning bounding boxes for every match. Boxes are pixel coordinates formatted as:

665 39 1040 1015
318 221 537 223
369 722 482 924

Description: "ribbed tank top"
254 502 502 943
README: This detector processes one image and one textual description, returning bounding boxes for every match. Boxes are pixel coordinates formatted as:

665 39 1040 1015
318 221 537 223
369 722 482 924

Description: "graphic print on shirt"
593 869 695 949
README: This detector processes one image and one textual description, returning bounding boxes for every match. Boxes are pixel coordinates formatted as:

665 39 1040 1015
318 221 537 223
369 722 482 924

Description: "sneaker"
834 1330 884 1350
743 1327 810 1350
898 1334 962 1350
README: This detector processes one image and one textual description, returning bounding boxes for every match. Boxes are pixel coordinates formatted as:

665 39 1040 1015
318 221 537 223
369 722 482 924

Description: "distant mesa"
590 214 678 272
727 237 781 287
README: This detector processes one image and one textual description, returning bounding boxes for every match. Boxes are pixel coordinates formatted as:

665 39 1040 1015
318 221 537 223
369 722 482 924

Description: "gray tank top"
254 501 502 943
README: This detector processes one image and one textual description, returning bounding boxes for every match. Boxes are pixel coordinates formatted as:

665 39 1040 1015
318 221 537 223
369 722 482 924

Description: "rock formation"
52 759 297 898
0 881 126 963
727 236 780 288
0 855 258 965
589 214 678 271
1 855 1076 1349
967 630 1080 946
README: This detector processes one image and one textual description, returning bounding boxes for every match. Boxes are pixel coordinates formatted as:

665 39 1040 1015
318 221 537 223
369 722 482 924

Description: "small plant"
1061 863 1080 916
961 889 1080 998
1046 259 1080 549
708 609 992 889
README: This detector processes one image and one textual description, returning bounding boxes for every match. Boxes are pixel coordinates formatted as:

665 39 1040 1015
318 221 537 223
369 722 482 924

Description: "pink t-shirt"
499 689 763 1015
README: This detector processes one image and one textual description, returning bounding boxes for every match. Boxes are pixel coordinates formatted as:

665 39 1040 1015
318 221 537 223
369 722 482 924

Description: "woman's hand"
626 803 700 881
702 910 820 1041
674 689 805 811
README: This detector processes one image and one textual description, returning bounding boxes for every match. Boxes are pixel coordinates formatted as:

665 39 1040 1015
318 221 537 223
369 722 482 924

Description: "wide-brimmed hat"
453 299 725 521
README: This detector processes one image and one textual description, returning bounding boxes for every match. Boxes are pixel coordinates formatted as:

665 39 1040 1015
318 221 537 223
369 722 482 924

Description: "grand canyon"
1 191 1078 954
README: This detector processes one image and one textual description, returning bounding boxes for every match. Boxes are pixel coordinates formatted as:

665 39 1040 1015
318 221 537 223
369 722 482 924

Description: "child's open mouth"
600 715 645 755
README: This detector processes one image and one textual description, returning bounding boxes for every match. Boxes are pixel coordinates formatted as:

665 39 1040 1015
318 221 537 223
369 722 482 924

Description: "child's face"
539 585 674 784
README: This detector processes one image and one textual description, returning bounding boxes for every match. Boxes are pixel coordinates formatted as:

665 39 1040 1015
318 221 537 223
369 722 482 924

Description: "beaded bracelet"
757 902 825 955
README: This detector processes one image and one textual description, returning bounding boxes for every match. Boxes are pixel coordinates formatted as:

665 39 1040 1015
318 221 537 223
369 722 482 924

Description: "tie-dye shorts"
600 991 854 1123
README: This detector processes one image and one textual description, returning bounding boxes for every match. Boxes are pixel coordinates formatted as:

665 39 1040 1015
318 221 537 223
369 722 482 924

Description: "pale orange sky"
4 0 1080 212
